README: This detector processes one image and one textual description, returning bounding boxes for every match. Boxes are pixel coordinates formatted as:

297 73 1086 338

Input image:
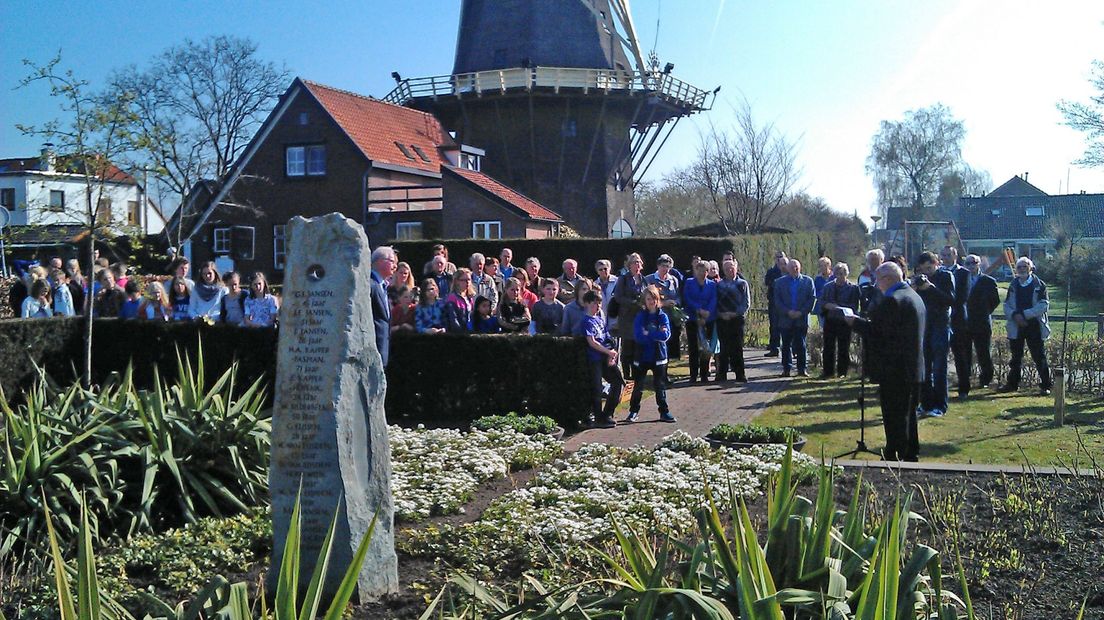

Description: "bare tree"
18 55 136 388
632 178 713 235
867 104 966 218
677 102 799 234
109 35 288 245
1058 59 1104 169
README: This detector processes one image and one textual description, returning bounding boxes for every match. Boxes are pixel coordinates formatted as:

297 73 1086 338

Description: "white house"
0 148 165 260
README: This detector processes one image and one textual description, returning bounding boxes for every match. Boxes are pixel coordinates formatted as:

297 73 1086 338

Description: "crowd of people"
7 255 281 328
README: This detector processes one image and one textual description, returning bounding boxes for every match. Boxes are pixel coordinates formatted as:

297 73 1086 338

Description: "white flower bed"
389 425 562 522
480 431 821 543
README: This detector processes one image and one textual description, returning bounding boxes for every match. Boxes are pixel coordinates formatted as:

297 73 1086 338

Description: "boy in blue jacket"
625 286 677 423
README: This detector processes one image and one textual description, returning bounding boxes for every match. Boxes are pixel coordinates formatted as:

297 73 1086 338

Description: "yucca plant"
121 344 270 529
42 491 376 620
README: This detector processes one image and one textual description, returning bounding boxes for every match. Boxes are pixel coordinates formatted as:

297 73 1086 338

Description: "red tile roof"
446 166 562 221
300 79 455 173
0 156 136 184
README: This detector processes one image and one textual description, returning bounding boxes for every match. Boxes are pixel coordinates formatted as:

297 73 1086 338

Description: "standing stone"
268 213 398 600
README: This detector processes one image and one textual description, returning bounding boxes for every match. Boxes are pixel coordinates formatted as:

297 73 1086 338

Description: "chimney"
40 143 56 172
1023 171 1029 182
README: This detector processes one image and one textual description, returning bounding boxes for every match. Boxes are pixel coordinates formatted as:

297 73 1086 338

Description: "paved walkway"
564 352 789 451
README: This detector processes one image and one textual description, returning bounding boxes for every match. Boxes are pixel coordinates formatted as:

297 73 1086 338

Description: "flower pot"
548 426 565 441
705 436 807 453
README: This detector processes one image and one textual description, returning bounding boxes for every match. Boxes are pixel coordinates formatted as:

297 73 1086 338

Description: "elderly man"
998 257 1053 396
914 251 956 418
469 253 499 313
940 246 972 399
858 248 884 316
499 248 516 279
421 243 457 277
772 258 816 377
425 254 452 296
525 257 542 296
844 262 926 461
370 246 396 366
818 262 860 378
963 254 1000 389
557 259 583 304
764 251 789 356
646 254 682 360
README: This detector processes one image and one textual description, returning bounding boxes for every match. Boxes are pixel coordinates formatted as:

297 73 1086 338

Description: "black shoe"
996 384 1018 393
781 369 791 377
956 392 969 401
765 350 779 357
734 376 748 383
1039 387 1052 396
688 376 698 384
597 417 617 429
818 373 832 380
714 375 727 383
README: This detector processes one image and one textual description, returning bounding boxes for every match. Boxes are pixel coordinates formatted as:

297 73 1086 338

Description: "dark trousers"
686 319 716 380
878 381 920 461
780 322 808 372
590 359 625 422
715 317 746 381
630 362 669 414
668 317 683 360
950 325 973 394
619 332 636 378
821 319 851 377
969 327 994 386
767 304 780 352
1007 321 1052 389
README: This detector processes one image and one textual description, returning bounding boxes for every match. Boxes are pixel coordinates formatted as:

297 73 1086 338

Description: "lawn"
755 376 1104 466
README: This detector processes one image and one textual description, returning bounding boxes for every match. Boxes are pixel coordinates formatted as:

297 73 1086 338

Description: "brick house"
168 78 561 279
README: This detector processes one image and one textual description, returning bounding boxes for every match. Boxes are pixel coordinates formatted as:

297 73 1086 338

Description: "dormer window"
460 153 481 171
1025 206 1044 217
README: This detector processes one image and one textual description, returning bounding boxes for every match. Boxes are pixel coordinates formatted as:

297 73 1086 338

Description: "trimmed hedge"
392 234 820 306
386 332 591 428
0 319 592 428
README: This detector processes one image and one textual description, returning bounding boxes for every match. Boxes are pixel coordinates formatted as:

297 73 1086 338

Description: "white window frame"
306 145 326 175
472 220 501 239
395 222 424 240
213 227 231 254
611 218 634 239
286 146 306 176
1025 206 1045 217
273 225 287 270
49 190 65 212
233 225 255 260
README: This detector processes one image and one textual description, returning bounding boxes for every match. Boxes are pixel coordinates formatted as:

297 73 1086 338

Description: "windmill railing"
383 66 709 110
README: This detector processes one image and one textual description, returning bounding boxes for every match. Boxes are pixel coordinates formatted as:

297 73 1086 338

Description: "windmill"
384 0 715 238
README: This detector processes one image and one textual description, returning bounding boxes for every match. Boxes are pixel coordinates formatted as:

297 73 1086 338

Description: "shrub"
707 423 801 444
471 412 558 434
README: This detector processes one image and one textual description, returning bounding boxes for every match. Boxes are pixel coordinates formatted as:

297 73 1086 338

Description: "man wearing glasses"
844 262 925 461
998 257 1053 396
940 246 972 399
962 254 1000 390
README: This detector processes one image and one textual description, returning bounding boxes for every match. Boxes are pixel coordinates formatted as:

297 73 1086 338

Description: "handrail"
382 66 709 111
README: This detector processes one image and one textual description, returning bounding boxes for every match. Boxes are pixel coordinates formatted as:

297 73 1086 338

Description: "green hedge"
386 332 591 428
392 234 820 306
0 319 592 427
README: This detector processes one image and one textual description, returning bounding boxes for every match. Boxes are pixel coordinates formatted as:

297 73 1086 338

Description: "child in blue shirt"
470 295 500 334
582 290 623 429
625 286 676 423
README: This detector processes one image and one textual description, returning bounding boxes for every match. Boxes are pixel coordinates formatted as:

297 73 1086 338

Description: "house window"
96 198 112 225
395 141 415 160
0 188 14 208
990 208 1001 217
49 190 65 212
306 145 326 175
298 112 309 125
273 225 287 270
395 222 424 240
127 200 140 226
231 226 255 260
611 218 634 238
561 119 576 138
286 146 305 176
460 153 481 171
1025 206 1045 217
213 227 231 254
411 145 432 163
472 221 501 239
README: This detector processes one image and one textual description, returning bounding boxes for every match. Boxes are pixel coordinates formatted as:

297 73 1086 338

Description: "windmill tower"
384 0 713 238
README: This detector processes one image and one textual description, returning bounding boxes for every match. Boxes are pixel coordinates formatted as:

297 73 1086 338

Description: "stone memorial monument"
268 213 398 599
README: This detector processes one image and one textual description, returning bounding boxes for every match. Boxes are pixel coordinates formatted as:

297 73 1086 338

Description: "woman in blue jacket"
625 286 676 423
683 261 717 382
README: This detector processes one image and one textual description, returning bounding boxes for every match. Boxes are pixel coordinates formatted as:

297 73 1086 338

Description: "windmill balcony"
384 66 709 114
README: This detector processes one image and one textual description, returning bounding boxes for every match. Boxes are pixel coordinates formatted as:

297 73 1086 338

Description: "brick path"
564 352 789 451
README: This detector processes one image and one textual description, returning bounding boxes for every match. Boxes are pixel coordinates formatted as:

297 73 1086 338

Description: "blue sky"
3 1 1103 223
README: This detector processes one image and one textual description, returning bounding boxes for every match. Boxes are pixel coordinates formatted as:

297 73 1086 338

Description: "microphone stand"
835 314 884 460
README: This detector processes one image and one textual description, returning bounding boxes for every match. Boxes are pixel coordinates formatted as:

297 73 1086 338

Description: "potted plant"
472 412 564 441
705 423 806 452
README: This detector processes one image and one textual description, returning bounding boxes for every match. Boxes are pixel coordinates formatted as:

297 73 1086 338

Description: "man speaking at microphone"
843 262 926 462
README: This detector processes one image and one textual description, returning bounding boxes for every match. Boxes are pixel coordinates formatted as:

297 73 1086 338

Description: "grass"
995 280 1101 319
755 376 1104 466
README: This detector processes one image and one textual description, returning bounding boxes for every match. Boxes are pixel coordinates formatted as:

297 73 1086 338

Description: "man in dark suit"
845 262 926 461
370 246 395 366
772 258 816 377
940 246 972 399
962 254 1000 389
763 251 788 357
914 251 955 418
